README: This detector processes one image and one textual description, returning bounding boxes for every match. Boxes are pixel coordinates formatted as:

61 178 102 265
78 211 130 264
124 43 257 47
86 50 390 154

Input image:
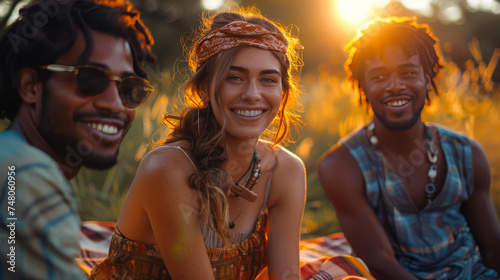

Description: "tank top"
90 146 271 280
342 124 499 280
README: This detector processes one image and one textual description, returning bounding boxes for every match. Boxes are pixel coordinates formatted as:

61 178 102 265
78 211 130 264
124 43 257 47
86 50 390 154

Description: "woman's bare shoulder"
140 140 195 171
131 140 198 199
258 140 304 172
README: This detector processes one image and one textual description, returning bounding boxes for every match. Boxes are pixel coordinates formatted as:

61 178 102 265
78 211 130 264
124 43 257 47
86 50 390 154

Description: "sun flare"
335 0 391 25
202 0 225 11
337 0 371 24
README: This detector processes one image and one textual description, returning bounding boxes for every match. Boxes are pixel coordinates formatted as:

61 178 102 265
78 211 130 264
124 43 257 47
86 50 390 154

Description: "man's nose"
94 81 126 113
385 74 406 93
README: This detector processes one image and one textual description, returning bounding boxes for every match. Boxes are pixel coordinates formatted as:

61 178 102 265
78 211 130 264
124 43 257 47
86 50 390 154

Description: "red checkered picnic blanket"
77 221 374 279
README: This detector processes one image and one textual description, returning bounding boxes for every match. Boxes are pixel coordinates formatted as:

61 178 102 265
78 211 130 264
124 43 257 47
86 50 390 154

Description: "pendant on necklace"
367 122 439 206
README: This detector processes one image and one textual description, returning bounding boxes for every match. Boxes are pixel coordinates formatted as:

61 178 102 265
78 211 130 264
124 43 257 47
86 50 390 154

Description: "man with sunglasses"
0 0 155 279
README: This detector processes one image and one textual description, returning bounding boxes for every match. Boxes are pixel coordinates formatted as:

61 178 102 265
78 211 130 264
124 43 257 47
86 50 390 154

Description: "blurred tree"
0 0 203 89
127 0 203 83
395 0 500 83
2 0 499 84
236 0 500 84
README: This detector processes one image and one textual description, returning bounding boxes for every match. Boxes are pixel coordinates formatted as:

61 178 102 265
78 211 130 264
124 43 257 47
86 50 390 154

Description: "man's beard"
38 87 120 171
373 102 425 131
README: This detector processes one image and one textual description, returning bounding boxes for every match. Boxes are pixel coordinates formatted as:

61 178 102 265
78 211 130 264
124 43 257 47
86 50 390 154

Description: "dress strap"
114 226 125 238
152 145 198 172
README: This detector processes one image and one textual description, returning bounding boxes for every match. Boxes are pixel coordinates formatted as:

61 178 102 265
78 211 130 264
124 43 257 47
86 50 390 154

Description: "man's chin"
382 120 418 131
81 154 119 170
375 113 421 131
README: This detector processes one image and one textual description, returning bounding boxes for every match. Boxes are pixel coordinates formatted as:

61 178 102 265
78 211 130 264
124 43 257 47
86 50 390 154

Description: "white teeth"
387 100 409 107
235 109 263 117
86 122 119 135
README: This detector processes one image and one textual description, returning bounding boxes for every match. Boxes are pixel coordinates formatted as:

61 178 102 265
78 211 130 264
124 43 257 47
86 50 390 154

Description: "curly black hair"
345 17 444 105
0 0 156 121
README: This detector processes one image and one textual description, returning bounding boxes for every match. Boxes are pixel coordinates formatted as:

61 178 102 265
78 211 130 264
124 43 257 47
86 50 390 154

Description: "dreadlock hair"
345 16 444 105
159 6 303 244
0 0 156 121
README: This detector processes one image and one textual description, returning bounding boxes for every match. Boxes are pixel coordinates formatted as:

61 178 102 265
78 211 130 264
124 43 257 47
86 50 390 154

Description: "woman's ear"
17 67 42 104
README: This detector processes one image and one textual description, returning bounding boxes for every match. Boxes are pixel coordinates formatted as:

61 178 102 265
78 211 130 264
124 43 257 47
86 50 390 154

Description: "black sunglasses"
39 64 154 109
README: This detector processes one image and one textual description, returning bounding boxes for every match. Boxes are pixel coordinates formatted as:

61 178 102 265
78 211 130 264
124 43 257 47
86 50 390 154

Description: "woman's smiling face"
211 47 283 142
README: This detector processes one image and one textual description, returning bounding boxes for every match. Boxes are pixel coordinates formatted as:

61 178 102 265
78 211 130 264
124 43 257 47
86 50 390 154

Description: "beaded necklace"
229 149 262 229
367 122 439 206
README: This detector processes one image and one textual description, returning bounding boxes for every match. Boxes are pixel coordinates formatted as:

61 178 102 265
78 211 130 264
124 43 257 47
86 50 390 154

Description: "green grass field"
67 51 500 240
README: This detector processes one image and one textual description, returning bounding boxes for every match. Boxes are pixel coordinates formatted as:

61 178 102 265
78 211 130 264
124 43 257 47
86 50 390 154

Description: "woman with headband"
90 7 305 280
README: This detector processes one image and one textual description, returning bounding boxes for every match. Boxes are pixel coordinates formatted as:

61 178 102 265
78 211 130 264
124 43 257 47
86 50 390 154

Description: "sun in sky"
202 0 225 11
335 0 500 26
336 0 390 24
337 0 371 24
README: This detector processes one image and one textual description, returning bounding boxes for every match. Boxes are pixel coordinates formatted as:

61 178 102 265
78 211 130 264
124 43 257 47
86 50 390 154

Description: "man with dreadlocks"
317 17 500 279
0 0 155 279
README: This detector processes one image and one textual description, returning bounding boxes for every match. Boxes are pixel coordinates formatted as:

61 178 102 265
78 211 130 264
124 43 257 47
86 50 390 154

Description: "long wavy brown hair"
158 7 303 244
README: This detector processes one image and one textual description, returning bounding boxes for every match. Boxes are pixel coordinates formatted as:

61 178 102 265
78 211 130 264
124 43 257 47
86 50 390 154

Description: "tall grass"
298 44 500 239
68 45 500 239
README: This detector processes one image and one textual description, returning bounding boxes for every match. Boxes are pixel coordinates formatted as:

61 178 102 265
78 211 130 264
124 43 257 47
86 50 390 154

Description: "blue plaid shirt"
0 131 85 280
342 124 499 280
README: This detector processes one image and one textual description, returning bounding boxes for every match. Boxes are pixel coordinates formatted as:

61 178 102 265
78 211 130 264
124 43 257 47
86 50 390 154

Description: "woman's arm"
131 148 216 280
266 147 306 280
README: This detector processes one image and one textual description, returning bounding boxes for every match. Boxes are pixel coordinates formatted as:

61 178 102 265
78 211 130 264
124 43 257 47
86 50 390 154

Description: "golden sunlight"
335 0 389 24
337 0 372 24
201 0 225 11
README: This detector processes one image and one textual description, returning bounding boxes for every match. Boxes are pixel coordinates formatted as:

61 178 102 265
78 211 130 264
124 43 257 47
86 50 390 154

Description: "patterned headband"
195 21 289 67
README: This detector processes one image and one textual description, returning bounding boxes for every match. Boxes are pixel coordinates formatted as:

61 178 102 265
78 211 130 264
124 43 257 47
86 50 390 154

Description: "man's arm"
317 144 417 280
0 163 86 280
464 140 500 273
